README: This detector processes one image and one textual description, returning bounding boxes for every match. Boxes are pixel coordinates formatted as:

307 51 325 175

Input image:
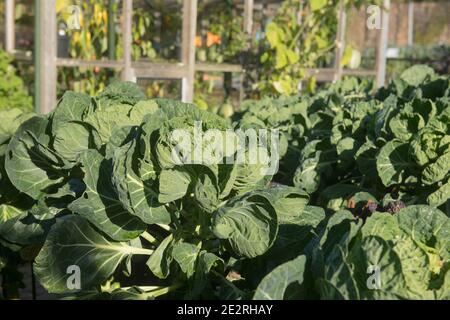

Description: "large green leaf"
389 112 425 142
355 140 378 179
400 65 436 87
376 140 413 187
261 186 309 223
0 204 23 223
0 108 34 146
112 140 170 224
396 205 449 259
158 169 191 204
253 255 306 300
146 235 173 279
427 178 450 207
95 81 146 108
5 116 67 198
50 91 91 131
349 236 407 300
421 151 450 185
172 242 200 278
52 121 100 162
69 150 146 241
310 0 327 11
191 251 222 298
212 192 278 258
34 215 153 294
0 210 56 245
361 212 401 240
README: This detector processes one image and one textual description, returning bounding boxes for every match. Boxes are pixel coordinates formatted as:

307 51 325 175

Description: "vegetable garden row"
0 64 449 300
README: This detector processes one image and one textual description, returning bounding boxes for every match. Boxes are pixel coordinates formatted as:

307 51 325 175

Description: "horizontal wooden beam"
133 62 188 79
57 58 124 68
343 69 377 77
304 68 336 82
195 63 243 73
304 68 377 81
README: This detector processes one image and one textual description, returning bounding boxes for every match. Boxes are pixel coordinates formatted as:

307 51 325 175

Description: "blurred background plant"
0 49 32 111
252 0 381 97
0 0 448 110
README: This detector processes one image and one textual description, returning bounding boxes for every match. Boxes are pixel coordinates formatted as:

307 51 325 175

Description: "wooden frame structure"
4 0 390 114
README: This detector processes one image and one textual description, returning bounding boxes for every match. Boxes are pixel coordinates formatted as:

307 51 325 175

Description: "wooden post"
5 0 15 53
108 0 116 60
334 1 346 82
407 1 414 46
122 0 134 81
244 0 254 35
181 0 197 103
376 0 390 88
35 0 57 114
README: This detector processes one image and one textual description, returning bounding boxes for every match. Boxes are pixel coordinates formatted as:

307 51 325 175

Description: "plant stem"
210 270 244 296
140 231 159 244
446 200 450 217
128 247 154 256
122 285 162 291
288 14 313 51
145 284 181 298
344 93 366 100
156 223 172 232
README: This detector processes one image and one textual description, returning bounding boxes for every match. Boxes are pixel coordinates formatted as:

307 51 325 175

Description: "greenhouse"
0 0 449 303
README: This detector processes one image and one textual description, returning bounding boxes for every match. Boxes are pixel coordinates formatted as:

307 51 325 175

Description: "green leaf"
0 210 55 246
253 255 306 300
422 151 450 185
146 235 173 279
396 205 449 260
212 192 278 258
361 212 401 240
427 178 450 207
84 104 133 144
51 91 91 131
265 23 281 48
5 116 67 199
191 251 223 298
52 121 100 162
340 45 353 67
349 236 407 299
112 140 170 224
310 0 327 11
0 108 34 146
389 112 425 142
275 47 288 70
158 169 191 203
286 50 299 65
34 215 152 294
69 150 146 241
356 140 378 179
193 168 219 212
172 242 199 278
262 186 309 223
400 65 436 87
376 140 413 187
0 204 23 223
95 81 146 108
